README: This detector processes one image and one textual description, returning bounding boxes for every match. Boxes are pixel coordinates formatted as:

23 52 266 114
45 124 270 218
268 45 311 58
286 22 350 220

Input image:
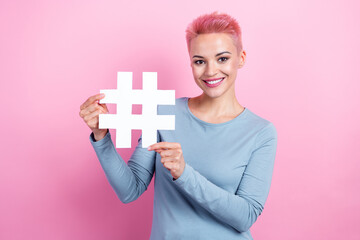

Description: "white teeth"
206 78 224 84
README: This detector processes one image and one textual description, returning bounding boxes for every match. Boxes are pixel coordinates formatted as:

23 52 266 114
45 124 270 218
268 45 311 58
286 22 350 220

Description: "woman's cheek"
192 65 200 74
192 68 203 80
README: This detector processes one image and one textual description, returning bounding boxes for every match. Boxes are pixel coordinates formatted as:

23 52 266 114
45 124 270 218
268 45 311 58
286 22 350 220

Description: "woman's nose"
204 61 218 76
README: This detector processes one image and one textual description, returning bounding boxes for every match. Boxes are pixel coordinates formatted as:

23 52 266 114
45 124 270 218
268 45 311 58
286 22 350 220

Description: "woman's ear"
238 50 246 68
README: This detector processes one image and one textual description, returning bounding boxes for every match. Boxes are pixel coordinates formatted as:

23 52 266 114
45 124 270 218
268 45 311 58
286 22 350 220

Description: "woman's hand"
79 93 109 141
148 142 185 180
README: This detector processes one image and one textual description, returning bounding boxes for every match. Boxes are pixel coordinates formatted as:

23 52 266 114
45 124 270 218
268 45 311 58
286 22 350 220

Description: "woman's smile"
202 77 225 88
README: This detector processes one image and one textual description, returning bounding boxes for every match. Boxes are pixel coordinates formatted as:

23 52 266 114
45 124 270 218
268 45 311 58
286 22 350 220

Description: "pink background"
1 0 359 239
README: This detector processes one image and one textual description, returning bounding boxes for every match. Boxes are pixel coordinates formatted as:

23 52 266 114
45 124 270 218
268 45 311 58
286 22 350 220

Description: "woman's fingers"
80 93 104 110
159 149 177 158
160 156 176 164
79 93 109 130
81 103 98 116
87 116 99 129
80 102 108 118
148 142 184 177
150 144 183 162
84 108 102 122
148 142 181 151
87 103 108 120
163 161 174 169
99 102 109 113
85 106 108 128
163 161 180 173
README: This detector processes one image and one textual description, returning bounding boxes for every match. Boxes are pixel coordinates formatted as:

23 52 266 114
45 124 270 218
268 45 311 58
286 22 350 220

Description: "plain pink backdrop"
1 0 359 239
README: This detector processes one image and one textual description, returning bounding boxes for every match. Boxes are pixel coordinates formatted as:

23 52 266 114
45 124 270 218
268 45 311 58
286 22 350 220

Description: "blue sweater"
89 96 278 240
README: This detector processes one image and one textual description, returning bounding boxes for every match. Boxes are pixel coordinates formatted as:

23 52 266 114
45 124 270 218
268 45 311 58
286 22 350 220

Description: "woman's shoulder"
244 108 277 137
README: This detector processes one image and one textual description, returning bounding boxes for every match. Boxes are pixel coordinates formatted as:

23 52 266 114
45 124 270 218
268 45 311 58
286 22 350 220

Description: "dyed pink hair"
185 11 243 54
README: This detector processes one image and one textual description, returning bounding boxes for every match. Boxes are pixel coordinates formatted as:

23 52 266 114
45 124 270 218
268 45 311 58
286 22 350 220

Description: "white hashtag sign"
98 72 175 148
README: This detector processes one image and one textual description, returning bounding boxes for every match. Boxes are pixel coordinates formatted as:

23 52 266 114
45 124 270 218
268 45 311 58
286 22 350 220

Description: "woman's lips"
202 77 225 88
203 77 223 81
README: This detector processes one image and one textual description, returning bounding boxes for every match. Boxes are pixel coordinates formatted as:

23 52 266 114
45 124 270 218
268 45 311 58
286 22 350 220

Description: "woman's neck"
190 92 244 118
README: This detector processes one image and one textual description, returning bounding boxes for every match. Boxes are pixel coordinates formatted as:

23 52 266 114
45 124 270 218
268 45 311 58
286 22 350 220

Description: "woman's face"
189 33 246 99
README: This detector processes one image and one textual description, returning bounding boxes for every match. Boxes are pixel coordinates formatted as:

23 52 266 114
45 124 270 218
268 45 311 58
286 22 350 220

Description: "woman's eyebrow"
192 51 232 59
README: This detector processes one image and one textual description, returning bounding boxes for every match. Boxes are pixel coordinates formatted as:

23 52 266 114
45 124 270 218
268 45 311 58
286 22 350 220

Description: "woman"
79 11 277 240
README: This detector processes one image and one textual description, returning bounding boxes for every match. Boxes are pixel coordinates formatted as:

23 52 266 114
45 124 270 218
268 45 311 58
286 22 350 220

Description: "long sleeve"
172 122 278 233
89 130 157 204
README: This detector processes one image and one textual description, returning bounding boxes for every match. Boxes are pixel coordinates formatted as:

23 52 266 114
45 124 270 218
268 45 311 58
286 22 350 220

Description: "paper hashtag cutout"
98 72 175 148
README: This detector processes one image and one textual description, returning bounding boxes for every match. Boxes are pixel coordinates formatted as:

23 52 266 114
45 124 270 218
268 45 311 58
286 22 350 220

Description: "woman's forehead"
190 34 236 55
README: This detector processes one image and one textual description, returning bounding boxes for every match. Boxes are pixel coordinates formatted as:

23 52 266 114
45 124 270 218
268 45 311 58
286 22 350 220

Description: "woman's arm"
172 123 278 232
90 130 157 203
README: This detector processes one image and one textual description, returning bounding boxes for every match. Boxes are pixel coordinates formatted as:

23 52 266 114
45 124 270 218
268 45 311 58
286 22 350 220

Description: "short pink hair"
185 11 243 54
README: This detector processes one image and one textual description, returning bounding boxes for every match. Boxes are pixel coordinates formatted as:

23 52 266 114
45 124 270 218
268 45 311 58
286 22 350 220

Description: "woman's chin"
202 90 223 99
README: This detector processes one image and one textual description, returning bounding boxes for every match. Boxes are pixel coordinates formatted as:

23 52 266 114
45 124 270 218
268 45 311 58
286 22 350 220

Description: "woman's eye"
194 58 228 65
218 57 228 62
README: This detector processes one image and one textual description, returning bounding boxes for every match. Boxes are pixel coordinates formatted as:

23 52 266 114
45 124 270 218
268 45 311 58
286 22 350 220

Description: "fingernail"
147 147 151 150
100 93 105 97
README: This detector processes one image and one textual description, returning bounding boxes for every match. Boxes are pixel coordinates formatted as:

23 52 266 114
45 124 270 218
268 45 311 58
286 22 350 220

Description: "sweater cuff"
89 129 111 147
172 162 191 184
